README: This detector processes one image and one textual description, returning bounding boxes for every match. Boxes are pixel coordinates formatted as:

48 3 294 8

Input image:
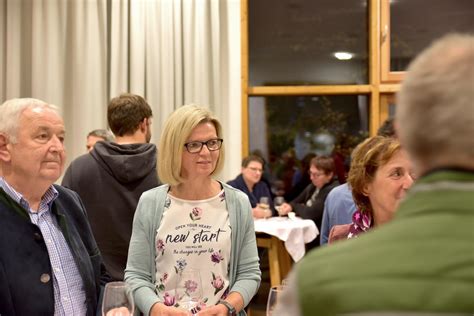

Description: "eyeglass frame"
184 138 224 154
247 166 263 173
308 170 326 177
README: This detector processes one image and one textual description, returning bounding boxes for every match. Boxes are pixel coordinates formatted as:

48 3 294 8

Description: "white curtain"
0 0 241 181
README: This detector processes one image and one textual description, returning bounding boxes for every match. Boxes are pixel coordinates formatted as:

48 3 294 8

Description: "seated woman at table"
279 156 339 249
227 155 275 218
329 136 414 243
125 105 261 316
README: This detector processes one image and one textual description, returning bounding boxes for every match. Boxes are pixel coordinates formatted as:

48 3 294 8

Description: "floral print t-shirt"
154 190 231 312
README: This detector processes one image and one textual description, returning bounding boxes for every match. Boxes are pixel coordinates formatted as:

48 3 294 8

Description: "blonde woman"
125 105 261 316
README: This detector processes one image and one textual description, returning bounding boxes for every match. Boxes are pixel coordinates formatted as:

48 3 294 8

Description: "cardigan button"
40 273 51 283
33 232 43 241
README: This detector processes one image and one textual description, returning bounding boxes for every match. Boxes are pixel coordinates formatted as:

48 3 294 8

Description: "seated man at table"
228 155 275 218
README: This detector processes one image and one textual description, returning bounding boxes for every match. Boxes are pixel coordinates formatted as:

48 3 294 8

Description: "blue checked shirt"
0 178 87 316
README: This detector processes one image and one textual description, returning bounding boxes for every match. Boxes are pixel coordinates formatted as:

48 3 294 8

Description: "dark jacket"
284 172 311 202
289 179 339 248
62 141 159 281
227 174 276 215
0 185 107 316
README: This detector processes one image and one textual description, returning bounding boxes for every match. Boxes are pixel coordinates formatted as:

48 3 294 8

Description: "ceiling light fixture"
334 52 353 60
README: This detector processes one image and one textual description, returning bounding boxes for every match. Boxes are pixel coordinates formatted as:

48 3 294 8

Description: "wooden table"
256 233 293 287
254 217 318 287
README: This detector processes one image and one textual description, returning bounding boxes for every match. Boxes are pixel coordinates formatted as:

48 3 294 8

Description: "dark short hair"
377 118 396 137
241 155 264 168
107 93 152 136
311 156 335 175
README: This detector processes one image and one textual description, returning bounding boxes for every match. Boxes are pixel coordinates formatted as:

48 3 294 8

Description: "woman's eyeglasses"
184 138 223 154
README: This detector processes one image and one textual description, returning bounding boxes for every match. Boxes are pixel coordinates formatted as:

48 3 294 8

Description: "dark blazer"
227 174 276 215
0 185 108 316
289 179 339 248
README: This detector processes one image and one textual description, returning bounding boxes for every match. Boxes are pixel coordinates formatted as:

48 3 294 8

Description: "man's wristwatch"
217 299 237 316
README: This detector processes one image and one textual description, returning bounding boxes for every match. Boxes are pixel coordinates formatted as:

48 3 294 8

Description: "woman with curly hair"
329 136 414 243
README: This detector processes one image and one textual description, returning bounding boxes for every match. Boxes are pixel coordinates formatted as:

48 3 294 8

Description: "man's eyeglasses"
309 171 325 177
184 138 223 154
247 167 263 173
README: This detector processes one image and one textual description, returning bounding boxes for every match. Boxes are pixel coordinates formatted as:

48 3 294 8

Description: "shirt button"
33 232 43 241
40 273 51 283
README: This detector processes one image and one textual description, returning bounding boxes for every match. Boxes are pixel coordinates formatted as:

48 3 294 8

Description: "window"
242 0 473 191
380 0 474 82
249 0 368 86
248 94 369 195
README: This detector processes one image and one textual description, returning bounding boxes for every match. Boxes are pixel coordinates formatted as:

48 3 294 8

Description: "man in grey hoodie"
62 93 160 281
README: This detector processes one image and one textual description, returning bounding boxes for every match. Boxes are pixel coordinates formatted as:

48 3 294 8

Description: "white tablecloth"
254 217 318 262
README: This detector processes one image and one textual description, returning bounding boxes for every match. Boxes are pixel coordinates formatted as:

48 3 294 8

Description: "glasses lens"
186 142 202 153
207 139 221 150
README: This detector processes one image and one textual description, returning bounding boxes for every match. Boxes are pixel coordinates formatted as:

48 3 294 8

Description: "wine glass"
259 197 271 218
102 281 134 316
273 196 285 216
175 268 202 312
266 285 284 316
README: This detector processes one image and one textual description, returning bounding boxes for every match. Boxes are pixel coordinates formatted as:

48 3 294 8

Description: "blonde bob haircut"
158 104 225 185
348 136 401 215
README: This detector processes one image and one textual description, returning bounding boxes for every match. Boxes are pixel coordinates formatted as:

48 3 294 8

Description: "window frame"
380 0 405 83
241 0 397 156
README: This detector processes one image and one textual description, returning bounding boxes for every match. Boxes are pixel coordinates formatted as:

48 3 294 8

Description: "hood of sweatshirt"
90 141 158 184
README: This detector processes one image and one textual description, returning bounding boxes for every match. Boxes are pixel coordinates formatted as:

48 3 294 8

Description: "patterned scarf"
347 209 373 239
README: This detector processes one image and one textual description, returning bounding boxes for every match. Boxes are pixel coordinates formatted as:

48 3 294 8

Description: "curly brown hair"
347 136 401 215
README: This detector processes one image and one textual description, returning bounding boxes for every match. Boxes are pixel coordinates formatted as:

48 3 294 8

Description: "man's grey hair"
87 129 115 142
396 33 474 174
0 98 60 143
